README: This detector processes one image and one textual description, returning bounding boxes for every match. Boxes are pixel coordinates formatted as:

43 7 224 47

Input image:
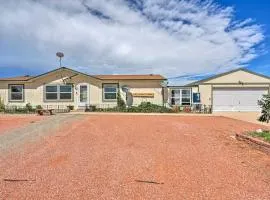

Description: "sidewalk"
213 112 270 127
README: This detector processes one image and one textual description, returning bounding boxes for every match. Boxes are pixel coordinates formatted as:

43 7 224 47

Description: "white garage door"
213 88 268 112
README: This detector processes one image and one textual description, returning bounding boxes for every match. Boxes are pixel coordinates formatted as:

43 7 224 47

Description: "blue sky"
0 0 269 85
219 0 270 75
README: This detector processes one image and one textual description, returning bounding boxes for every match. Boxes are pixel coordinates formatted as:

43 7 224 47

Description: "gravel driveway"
0 114 270 199
0 114 83 152
0 115 44 135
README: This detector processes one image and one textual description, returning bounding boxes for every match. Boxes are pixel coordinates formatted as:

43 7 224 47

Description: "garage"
213 87 268 112
185 68 270 112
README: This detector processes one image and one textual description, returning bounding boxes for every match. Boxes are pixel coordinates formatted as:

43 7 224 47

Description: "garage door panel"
213 88 267 112
214 95 233 105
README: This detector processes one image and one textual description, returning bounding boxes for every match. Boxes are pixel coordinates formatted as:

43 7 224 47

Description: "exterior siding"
0 70 164 109
119 80 163 106
198 70 270 107
198 85 212 106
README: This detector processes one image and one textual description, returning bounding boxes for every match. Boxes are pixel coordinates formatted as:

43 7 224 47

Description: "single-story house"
0 67 166 110
0 67 269 112
168 68 270 112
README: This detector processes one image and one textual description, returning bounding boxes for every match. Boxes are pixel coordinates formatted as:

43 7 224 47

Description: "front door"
78 84 89 107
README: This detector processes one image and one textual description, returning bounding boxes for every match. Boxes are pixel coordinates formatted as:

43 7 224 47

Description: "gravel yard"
0 114 83 153
0 115 44 135
0 114 270 199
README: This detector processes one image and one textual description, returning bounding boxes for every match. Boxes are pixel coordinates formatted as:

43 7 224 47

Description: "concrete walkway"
214 112 270 127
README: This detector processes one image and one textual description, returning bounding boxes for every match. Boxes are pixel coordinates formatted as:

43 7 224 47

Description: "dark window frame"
8 84 25 102
44 84 73 102
102 83 119 102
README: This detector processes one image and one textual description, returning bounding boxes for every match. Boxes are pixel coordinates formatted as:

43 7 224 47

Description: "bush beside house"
258 94 270 123
94 102 173 113
0 97 4 112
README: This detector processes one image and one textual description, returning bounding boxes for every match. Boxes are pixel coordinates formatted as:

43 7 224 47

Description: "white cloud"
0 0 265 84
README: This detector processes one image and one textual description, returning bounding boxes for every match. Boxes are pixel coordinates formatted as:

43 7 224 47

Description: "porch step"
75 107 86 112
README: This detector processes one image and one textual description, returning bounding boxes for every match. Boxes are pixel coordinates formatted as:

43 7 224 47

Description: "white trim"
44 84 73 102
9 84 24 102
78 83 90 107
103 83 118 101
170 88 192 106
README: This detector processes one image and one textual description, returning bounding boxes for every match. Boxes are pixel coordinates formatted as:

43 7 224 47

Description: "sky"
0 0 269 85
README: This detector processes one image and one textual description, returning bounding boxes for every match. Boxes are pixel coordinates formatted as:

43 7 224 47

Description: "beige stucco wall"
198 85 212 106
119 80 163 106
0 69 81 108
0 70 164 109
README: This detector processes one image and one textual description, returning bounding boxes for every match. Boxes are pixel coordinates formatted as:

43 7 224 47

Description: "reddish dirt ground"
0 115 44 135
0 115 270 199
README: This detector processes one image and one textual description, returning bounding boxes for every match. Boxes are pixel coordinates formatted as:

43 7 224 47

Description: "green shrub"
26 103 34 112
0 97 4 112
117 92 126 108
36 105 42 110
249 130 270 142
67 105 74 110
96 102 172 113
258 94 270 123
15 107 28 113
136 102 172 113
85 105 97 112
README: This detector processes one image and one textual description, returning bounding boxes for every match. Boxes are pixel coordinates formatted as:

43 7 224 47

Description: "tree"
258 94 270 123
0 97 4 112
117 92 126 108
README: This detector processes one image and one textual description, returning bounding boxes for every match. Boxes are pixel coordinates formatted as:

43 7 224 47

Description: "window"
45 85 73 101
181 89 191 105
103 84 118 100
171 89 180 105
170 88 191 106
9 85 24 101
60 85 72 100
45 86 58 100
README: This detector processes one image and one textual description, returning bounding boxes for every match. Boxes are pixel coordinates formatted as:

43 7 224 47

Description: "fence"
2 105 70 114
1 104 212 114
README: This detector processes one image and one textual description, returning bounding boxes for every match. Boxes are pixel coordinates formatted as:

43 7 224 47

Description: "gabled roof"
29 67 101 81
0 67 101 82
94 74 166 80
0 67 166 82
185 68 270 86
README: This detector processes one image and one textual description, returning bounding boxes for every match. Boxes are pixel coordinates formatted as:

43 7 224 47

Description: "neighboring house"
0 67 166 109
168 68 270 112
